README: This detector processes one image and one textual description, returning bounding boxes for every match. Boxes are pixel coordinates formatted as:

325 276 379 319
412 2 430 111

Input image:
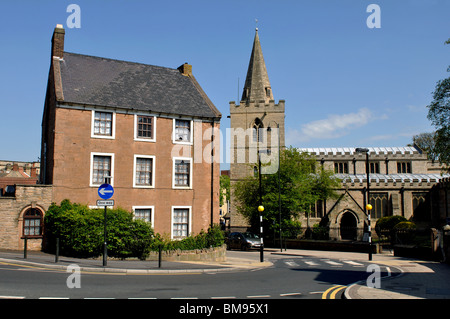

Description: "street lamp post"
355 148 373 261
267 123 282 252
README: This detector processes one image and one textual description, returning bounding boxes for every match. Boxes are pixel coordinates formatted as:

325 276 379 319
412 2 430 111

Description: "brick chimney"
30 167 37 178
51 24 65 59
178 63 192 76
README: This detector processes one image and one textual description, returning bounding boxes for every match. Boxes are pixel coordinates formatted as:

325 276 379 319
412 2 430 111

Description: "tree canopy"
233 147 340 238
409 132 438 161
427 38 450 171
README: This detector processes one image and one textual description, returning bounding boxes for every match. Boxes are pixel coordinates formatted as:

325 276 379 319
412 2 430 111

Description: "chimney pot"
30 167 37 178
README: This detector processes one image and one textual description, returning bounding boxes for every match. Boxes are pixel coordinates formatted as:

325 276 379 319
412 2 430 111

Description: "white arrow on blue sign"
98 183 114 200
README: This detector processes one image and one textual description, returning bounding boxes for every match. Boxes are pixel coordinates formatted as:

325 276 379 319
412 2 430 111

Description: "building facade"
298 147 449 241
0 185 53 250
228 29 450 240
41 25 221 239
0 161 48 250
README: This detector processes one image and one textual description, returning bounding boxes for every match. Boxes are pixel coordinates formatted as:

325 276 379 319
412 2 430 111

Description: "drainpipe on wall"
400 187 405 217
210 121 215 229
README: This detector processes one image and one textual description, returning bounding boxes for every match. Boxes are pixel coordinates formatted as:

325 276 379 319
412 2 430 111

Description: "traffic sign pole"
103 204 107 267
98 180 114 267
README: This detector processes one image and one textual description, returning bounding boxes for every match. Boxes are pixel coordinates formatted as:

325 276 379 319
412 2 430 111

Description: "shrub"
282 220 302 239
393 221 417 230
375 215 407 234
44 200 154 259
148 224 225 251
312 224 329 240
45 200 225 259
393 221 417 244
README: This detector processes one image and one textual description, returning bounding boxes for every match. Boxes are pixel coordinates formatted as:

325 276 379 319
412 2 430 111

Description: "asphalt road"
0 251 395 300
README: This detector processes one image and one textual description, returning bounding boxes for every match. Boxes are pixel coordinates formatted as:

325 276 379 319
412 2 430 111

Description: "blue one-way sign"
98 184 114 200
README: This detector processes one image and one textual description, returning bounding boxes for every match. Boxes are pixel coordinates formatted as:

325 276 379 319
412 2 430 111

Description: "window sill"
173 140 193 146
134 138 156 143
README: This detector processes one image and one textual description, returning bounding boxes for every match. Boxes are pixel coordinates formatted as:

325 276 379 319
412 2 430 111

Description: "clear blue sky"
1 0 449 169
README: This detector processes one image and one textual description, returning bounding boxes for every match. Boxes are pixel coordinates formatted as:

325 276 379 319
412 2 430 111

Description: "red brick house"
41 25 221 239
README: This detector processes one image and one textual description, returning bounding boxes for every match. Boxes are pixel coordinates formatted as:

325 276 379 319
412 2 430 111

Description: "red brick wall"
50 107 220 237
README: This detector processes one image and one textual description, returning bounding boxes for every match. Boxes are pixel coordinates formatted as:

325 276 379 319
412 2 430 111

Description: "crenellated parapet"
229 99 285 114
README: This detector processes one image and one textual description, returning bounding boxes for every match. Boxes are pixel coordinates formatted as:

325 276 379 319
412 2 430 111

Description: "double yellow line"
322 285 347 299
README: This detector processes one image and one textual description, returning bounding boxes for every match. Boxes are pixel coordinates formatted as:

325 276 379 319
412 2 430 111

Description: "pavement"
1 248 450 299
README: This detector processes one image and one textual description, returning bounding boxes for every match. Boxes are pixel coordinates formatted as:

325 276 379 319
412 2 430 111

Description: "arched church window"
252 118 264 143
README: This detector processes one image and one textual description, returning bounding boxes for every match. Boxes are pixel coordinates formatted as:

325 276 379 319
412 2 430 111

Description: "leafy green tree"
409 132 438 161
233 147 340 238
427 38 450 171
219 174 230 207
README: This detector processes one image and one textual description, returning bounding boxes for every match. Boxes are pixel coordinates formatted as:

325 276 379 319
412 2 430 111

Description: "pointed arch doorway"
340 211 357 241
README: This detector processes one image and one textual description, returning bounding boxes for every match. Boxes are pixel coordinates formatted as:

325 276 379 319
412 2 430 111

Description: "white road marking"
280 292 302 297
343 260 364 266
285 261 299 267
324 260 343 266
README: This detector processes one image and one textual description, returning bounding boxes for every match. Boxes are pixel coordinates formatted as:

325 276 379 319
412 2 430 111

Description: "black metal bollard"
158 245 162 268
23 237 27 259
55 238 60 263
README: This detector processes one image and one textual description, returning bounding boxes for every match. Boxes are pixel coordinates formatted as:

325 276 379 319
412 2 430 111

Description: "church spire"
242 28 273 104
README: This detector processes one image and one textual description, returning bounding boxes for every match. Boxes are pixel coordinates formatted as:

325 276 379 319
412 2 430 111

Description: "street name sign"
97 200 114 207
98 184 114 200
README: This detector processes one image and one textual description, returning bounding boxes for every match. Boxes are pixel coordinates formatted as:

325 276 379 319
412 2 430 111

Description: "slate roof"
57 52 221 119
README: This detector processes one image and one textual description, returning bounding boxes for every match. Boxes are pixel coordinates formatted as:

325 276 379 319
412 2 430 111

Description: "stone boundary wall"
146 244 227 262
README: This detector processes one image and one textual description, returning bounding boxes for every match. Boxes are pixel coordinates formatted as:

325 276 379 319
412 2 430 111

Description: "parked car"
226 232 262 251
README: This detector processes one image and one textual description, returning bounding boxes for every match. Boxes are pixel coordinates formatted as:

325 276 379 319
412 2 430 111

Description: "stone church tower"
228 29 286 231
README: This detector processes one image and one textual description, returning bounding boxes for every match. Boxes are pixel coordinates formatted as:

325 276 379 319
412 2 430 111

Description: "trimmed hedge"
148 225 224 251
375 215 407 237
393 221 417 230
44 200 224 259
376 215 407 231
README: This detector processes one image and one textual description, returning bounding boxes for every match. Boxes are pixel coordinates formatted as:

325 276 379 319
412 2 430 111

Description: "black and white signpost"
98 179 114 267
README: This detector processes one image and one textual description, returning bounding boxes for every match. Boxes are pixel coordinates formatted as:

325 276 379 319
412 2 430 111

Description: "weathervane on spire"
255 18 258 31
